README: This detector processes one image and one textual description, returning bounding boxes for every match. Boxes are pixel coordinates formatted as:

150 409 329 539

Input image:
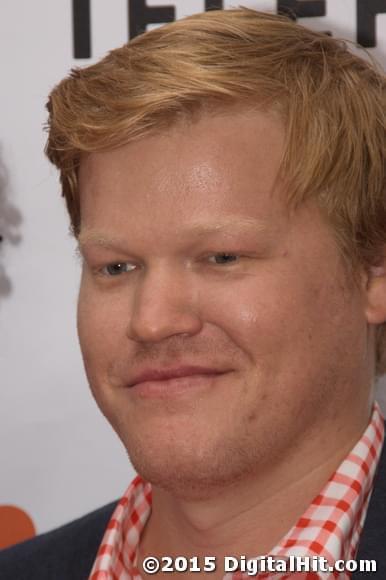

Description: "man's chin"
124 438 259 501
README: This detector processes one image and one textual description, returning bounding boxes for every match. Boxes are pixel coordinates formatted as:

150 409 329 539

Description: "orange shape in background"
0 505 36 549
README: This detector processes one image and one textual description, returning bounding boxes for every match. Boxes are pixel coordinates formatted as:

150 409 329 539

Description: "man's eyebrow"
77 232 123 250
77 218 269 250
187 217 269 235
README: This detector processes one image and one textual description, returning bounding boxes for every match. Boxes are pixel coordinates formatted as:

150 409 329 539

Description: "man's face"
77 109 370 498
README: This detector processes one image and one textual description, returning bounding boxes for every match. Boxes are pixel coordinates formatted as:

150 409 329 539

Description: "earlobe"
365 263 386 325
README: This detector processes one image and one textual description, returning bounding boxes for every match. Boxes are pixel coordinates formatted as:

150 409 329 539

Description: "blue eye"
208 253 239 264
102 262 135 276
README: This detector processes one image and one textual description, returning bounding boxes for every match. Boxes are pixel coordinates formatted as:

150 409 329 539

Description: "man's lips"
128 366 229 388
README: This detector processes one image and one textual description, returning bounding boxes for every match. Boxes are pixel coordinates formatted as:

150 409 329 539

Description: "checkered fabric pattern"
90 403 384 580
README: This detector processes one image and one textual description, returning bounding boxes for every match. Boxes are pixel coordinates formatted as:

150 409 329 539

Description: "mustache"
132 334 238 360
109 334 240 378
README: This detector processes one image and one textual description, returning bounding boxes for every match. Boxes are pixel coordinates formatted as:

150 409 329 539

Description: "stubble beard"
115 411 282 501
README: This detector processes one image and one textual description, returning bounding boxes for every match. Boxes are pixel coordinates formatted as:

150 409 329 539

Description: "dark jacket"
1 442 385 579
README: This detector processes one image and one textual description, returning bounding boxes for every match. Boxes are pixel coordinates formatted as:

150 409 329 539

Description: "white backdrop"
1 0 386 540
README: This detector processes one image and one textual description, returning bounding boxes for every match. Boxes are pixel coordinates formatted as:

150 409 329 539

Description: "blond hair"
45 8 386 375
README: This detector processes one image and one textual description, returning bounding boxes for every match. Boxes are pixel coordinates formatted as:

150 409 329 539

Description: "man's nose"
126 266 203 343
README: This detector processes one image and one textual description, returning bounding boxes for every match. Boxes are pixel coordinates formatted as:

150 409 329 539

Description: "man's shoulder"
355 436 386 575
0 500 118 580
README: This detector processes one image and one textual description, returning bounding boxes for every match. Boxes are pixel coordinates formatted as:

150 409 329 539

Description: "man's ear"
364 257 386 325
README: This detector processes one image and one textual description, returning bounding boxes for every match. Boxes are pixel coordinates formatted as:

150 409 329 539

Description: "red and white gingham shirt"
90 403 384 580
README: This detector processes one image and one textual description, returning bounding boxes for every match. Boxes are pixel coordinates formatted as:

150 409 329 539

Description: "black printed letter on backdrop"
277 0 326 20
129 0 175 39
205 0 224 9
73 0 91 59
357 0 386 47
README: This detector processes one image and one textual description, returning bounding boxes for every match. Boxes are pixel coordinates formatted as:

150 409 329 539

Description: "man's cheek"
79 310 120 361
78 293 111 359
